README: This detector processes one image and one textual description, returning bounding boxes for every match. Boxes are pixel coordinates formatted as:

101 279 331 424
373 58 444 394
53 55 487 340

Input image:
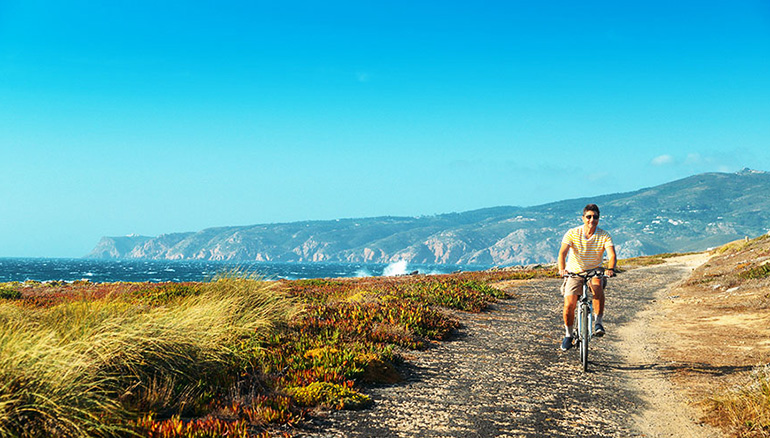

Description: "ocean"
0 258 490 283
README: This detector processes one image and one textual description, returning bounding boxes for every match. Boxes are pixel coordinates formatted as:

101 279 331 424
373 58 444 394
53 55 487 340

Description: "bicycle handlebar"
562 268 614 279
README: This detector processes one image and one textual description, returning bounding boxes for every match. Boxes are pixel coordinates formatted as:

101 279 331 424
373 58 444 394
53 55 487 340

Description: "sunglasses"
584 215 599 220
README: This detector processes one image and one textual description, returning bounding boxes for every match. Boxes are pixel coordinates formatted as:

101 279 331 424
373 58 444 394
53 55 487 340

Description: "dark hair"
583 204 600 216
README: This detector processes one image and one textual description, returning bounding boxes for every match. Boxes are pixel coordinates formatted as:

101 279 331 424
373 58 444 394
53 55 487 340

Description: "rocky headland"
88 170 770 266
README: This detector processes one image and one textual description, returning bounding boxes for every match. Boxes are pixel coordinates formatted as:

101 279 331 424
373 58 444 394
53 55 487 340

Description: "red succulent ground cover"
0 268 555 437
6 280 204 308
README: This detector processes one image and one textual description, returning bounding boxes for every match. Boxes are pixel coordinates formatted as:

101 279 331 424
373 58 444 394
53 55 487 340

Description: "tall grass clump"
708 365 770 437
0 273 298 437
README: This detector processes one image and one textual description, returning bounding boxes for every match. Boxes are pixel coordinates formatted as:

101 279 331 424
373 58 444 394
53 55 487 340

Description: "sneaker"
560 336 574 351
594 323 605 337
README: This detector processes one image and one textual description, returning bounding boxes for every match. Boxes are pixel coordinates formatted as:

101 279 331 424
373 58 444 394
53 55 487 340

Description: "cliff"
87 170 770 265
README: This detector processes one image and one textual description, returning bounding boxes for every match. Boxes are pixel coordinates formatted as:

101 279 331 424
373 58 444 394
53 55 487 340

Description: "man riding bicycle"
557 204 616 351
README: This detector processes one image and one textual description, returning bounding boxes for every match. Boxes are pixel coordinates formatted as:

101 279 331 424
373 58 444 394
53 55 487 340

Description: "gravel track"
297 259 723 438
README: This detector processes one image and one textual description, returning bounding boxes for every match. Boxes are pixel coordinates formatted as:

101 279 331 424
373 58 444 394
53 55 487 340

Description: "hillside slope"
87 169 770 265
648 236 770 437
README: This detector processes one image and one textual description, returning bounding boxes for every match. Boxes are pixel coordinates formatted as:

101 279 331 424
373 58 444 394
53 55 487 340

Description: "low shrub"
130 282 203 305
288 382 372 410
0 288 21 300
739 263 770 280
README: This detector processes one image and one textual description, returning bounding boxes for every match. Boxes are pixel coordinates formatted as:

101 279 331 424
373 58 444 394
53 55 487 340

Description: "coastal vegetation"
663 234 770 438
0 267 554 437
4 237 768 438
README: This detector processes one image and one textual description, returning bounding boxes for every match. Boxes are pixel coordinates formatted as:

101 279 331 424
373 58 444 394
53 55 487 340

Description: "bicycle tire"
580 303 589 371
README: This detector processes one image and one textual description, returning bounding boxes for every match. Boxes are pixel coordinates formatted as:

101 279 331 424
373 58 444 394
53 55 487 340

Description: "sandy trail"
297 256 723 437
614 254 721 438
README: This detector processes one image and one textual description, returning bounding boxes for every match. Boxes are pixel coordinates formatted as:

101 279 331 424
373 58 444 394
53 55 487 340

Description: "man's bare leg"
590 277 605 336
563 294 578 335
561 294 579 350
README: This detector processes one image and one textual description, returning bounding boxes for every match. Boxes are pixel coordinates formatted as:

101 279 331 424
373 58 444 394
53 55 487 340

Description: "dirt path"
613 255 722 438
297 257 724 438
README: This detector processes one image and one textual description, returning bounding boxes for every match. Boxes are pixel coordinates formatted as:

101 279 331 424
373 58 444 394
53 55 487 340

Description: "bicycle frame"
576 280 594 371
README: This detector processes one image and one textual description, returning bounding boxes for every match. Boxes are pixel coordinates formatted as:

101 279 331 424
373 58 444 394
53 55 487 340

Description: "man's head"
582 204 600 227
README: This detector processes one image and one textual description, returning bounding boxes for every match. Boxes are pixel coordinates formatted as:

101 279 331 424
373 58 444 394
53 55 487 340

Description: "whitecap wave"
354 268 373 278
383 260 409 276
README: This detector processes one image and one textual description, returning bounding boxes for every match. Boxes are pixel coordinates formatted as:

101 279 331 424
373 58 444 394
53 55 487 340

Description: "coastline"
0 257 491 283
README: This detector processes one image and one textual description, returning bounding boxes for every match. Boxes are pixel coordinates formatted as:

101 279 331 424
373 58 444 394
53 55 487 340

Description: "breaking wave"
383 260 409 276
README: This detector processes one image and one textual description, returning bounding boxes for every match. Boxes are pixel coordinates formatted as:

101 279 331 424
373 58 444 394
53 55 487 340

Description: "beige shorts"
560 276 607 297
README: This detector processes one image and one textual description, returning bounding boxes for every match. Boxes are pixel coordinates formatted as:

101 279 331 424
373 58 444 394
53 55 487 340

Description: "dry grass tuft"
706 365 770 437
0 274 297 437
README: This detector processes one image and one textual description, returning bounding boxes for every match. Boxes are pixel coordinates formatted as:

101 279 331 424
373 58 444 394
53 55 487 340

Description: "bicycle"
564 268 609 371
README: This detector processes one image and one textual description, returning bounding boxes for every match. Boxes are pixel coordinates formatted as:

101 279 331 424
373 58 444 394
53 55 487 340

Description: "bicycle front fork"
576 303 594 341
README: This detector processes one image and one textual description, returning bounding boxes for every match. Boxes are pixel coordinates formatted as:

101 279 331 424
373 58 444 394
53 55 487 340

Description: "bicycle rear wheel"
580 303 589 371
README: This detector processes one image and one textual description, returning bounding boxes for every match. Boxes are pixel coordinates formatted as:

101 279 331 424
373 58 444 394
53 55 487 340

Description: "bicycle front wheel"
580 303 590 371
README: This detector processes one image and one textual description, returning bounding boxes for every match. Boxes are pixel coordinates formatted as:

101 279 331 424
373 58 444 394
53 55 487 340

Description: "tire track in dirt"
297 258 722 438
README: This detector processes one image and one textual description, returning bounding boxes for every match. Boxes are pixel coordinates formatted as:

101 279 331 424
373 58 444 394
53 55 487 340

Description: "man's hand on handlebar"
560 267 616 278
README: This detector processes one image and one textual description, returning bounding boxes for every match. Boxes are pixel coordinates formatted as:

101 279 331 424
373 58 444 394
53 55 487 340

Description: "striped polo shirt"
562 226 614 273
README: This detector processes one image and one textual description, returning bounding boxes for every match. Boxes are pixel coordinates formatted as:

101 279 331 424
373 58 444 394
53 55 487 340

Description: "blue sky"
1 1 769 257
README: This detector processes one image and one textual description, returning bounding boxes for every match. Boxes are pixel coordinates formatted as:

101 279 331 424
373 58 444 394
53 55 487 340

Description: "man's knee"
590 280 605 298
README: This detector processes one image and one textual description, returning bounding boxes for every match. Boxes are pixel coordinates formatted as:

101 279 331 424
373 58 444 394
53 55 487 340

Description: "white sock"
565 326 573 337
595 315 603 326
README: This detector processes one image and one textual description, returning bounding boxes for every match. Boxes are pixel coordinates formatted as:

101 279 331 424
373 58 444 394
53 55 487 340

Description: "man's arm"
557 243 570 277
605 245 617 277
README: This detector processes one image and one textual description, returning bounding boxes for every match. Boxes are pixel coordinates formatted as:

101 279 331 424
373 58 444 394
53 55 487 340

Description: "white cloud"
684 153 702 164
651 154 674 166
587 171 609 182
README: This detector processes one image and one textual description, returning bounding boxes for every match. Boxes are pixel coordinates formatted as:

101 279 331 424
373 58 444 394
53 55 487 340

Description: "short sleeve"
561 229 574 246
603 231 614 248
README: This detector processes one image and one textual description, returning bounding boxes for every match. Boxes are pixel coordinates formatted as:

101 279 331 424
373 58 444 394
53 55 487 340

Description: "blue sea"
0 258 490 283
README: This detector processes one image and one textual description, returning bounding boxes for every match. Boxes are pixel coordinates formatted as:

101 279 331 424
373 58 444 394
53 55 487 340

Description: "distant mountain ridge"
87 169 770 265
